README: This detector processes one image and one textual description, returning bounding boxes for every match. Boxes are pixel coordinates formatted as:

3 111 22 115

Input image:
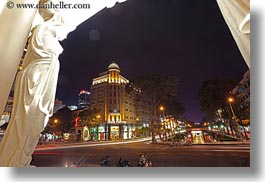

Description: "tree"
130 73 180 143
197 79 237 121
164 95 185 120
44 106 74 135
78 108 101 128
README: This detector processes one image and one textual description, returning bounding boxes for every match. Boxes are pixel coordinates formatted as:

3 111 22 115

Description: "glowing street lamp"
159 106 167 140
159 106 166 120
228 97 236 119
227 96 248 140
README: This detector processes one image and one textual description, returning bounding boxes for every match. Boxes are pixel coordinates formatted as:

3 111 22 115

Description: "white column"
0 0 40 115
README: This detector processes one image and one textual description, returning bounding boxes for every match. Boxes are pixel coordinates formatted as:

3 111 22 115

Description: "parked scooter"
137 154 153 167
116 158 131 167
99 155 111 167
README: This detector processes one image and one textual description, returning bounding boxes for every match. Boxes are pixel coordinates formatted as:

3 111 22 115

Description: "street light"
228 97 236 118
228 97 240 140
227 97 248 140
159 106 166 140
159 106 166 120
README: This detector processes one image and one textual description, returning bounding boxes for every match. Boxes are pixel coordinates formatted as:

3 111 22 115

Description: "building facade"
78 90 90 109
231 69 250 107
90 62 148 125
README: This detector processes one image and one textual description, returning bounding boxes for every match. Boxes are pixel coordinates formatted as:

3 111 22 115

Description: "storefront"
121 125 133 139
82 124 140 141
98 125 109 141
110 126 119 140
90 127 98 141
82 126 90 141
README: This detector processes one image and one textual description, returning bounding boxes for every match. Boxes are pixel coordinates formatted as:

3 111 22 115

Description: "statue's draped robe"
0 14 63 167
217 0 250 67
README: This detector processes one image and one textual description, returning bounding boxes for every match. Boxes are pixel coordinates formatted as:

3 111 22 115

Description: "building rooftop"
107 62 120 70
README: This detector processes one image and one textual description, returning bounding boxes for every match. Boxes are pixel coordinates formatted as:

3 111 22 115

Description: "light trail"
35 137 152 151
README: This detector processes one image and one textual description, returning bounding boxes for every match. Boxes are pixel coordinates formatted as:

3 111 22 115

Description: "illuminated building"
68 105 78 111
231 69 250 107
230 69 250 126
78 90 90 109
90 62 148 125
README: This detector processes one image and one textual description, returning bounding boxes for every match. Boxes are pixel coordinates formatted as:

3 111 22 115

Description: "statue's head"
38 0 71 41
37 0 76 41
39 0 61 21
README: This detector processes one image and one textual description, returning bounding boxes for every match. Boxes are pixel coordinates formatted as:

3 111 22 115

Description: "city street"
32 140 250 167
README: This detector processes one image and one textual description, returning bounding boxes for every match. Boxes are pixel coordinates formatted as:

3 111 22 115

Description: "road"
32 141 250 167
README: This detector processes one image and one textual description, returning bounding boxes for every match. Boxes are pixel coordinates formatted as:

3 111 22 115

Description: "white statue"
0 3 68 167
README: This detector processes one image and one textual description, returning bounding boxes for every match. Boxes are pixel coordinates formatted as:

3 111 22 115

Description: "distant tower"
78 90 90 108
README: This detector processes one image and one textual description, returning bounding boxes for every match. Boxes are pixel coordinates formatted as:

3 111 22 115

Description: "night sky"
57 0 248 122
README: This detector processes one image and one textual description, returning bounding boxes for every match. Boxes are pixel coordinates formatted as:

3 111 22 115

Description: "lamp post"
160 106 166 140
228 97 248 140
53 119 59 140
228 98 236 118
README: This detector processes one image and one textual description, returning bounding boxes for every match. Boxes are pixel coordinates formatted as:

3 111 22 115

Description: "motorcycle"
99 155 111 167
116 158 131 167
137 154 153 167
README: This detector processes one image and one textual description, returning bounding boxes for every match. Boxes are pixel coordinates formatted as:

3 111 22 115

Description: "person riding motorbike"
137 154 153 167
99 155 111 167
116 158 131 167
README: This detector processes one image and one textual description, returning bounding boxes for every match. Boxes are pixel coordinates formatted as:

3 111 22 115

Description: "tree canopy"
130 73 183 142
44 106 74 135
78 108 101 127
197 79 237 121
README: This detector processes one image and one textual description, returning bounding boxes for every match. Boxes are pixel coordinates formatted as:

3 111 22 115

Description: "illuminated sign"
98 126 105 132
111 126 119 132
